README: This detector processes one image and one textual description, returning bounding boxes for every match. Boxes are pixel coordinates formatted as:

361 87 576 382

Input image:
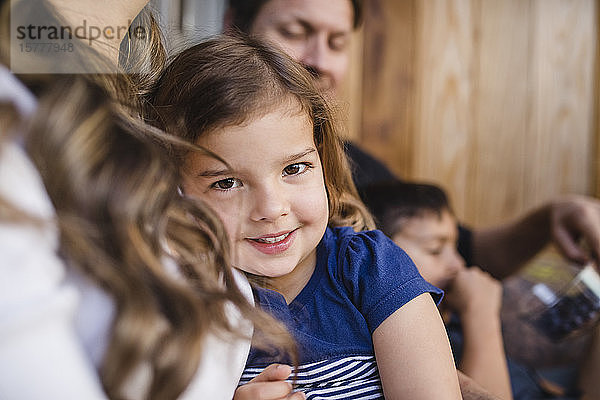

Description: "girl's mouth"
247 230 297 255
252 232 291 244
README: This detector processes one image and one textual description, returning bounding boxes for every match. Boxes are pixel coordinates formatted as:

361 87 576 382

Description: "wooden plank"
357 0 598 227
468 0 532 227
527 0 596 208
595 1 600 198
337 27 364 141
412 0 475 222
360 0 417 177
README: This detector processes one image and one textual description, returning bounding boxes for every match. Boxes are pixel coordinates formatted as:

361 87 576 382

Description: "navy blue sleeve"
339 229 444 334
343 141 397 190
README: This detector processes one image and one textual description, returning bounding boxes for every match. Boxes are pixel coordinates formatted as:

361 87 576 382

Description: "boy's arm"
373 293 462 399
472 195 600 280
445 267 512 400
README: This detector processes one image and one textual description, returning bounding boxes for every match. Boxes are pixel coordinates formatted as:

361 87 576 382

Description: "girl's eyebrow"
282 148 317 164
197 167 232 178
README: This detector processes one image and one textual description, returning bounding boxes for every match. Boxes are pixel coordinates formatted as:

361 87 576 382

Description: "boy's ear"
223 8 235 32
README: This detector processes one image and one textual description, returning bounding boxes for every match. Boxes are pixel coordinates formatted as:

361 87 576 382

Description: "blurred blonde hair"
1 1 294 398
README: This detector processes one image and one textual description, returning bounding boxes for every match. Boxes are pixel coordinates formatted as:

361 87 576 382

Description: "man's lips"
246 229 297 255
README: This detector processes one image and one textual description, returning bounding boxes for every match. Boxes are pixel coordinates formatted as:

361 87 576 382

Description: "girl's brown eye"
284 165 300 175
212 178 241 190
283 163 310 176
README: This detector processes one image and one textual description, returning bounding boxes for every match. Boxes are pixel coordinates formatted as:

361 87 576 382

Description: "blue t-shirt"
239 227 443 399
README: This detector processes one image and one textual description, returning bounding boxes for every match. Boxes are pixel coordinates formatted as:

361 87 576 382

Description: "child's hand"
233 364 306 400
444 266 502 319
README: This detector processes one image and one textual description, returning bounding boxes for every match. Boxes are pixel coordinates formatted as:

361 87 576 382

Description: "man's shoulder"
342 140 397 189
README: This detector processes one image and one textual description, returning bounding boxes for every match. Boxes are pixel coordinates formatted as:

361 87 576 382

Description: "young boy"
362 180 513 400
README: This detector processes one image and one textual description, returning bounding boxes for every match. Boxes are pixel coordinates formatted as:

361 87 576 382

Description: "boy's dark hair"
361 180 452 237
227 0 363 33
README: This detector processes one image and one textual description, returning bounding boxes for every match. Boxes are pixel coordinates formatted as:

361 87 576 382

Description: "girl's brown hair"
1 1 293 398
148 34 374 232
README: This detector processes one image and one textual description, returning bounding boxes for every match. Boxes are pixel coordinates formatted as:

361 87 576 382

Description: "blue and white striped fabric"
239 228 443 399
240 355 383 399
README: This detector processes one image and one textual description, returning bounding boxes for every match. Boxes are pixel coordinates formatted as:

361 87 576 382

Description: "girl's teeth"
256 233 289 244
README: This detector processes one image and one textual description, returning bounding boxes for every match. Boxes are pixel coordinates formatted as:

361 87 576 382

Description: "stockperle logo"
10 0 148 74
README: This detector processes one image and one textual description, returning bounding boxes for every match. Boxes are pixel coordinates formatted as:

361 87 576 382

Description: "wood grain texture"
413 0 475 221
468 0 532 226
337 27 364 141
361 0 417 176
526 0 596 209
595 1 600 198
356 0 598 228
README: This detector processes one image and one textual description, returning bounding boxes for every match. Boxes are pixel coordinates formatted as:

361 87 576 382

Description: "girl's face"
392 210 465 290
182 102 329 296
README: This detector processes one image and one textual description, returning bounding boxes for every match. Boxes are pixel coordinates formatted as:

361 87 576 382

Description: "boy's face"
180 102 329 295
392 210 465 290
248 0 354 94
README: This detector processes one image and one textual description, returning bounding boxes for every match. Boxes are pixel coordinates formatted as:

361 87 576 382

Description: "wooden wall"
348 0 599 228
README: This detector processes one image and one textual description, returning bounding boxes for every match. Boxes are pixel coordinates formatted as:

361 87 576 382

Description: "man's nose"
300 34 333 80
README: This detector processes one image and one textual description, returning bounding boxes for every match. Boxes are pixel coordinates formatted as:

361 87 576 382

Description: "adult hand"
550 195 600 266
473 194 600 280
444 266 503 319
233 364 306 400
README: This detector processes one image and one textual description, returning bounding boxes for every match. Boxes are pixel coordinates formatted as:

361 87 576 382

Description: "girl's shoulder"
327 225 389 242
326 226 404 259
323 226 419 282
322 227 443 332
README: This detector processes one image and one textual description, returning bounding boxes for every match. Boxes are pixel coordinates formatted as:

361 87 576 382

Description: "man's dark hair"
361 180 452 237
227 0 363 33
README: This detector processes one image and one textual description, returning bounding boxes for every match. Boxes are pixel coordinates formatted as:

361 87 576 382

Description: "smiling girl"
149 34 463 400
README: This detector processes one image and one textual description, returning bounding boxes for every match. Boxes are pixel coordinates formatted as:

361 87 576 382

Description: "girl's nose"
249 184 290 222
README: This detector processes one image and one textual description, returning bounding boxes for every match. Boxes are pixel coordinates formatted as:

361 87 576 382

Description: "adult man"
225 0 600 281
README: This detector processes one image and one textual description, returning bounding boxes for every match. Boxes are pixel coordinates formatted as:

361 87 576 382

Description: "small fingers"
288 391 307 399
234 364 297 400
234 381 294 400
251 364 293 383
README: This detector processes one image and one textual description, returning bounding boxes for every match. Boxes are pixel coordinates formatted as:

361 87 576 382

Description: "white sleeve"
0 142 253 399
179 269 254 400
0 143 108 400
